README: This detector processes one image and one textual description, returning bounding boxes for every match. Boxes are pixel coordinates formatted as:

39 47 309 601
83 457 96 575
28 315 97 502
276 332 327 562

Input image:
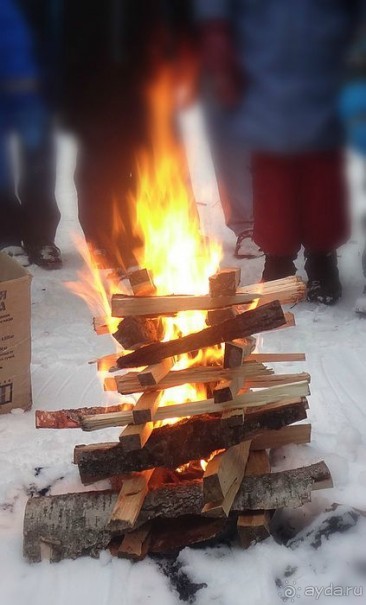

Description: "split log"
224 338 256 368
128 268 156 296
209 268 241 297
116 301 285 368
23 461 331 562
245 450 271 476
132 391 162 424
206 307 237 326
111 292 259 317
250 423 311 450
137 357 175 387
148 516 231 555
109 361 271 395
245 372 310 389
203 442 251 503
119 422 154 451
109 470 154 527
75 398 308 483
237 512 271 548
35 404 133 430
112 316 162 350
117 523 151 560
81 381 310 430
238 276 306 306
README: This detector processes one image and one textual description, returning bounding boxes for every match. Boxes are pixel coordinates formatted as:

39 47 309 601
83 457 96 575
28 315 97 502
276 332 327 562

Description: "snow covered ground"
1 127 366 605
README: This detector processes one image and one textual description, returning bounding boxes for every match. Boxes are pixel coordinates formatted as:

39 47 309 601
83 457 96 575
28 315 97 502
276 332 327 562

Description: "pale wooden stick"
111 292 261 317
81 381 310 431
250 423 311 451
109 470 154 527
137 357 175 387
203 441 251 503
249 353 306 363
118 524 152 560
132 391 162 424
119 423 154 451
202 441 251 517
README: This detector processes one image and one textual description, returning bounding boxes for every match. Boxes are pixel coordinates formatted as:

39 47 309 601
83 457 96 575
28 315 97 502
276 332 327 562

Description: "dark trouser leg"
0 134 22 247
299 150 349 253
18 130 60 247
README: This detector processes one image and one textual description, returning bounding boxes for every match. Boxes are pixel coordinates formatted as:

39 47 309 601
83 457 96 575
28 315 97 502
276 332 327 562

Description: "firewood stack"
24 269 333 563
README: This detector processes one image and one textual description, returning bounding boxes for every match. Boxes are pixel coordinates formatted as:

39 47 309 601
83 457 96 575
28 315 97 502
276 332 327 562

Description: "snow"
1 127 366 604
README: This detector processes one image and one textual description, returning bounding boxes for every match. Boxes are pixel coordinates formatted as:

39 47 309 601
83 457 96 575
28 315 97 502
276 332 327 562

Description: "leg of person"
0 118 29 265
300 150 349 305
206 105 261 258
252 152 301 281
16 95 61 268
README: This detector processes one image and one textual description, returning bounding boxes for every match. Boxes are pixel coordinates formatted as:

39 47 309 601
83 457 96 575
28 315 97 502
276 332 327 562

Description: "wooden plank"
75 398 309 483
137 357 175 387
128 268 156 296
250 423 311 451
119 423 154 451
213 375 244 404
202 441 251 517
203 441 251 503
224 337 256 368
109 361 271 395
111 292 260 317
118 524 152 560
245 372 310 388
209 268 241 297
237 512 271 548
245 450 271 477
81 381 310 431
248 353 306 363
109 470 154 527
132 392 162 424
116 301 285 368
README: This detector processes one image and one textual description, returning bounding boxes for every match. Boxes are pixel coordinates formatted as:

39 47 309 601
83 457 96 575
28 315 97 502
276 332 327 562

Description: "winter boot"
26 243 62 270
261 255 297 282
305 251 342 305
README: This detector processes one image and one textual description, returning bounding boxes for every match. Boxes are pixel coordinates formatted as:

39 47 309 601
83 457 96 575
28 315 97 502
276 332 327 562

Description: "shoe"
305 251 342 305
0 245 30 267
234 231 264 259
261 255 297 282
355 285 366 314
26 243 62 270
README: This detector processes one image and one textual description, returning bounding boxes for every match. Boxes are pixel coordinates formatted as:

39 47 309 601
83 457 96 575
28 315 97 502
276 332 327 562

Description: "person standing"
196 0 361 304
0 0 61 269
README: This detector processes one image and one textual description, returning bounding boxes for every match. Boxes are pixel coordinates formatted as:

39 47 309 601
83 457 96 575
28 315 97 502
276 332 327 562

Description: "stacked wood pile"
24 269 332 563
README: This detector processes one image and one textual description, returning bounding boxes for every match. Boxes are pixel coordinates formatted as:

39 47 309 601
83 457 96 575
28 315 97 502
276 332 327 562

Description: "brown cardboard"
0 252 32 413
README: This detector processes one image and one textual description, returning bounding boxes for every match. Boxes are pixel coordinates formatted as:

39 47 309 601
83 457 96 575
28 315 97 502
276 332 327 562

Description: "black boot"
261 255 297 282
305 251 342 305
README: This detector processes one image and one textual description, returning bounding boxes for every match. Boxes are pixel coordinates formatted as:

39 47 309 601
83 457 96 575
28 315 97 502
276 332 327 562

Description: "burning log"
112 316 162 350
75 398 308 483
208 268 241 297
81 380 310 431
35 404 133 429
108 360 271 395
116 301 286 368
23 461 331 562
111 292 259 318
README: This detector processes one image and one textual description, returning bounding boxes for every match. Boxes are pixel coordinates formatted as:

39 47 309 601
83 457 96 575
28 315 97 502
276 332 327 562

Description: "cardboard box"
0 252 32 413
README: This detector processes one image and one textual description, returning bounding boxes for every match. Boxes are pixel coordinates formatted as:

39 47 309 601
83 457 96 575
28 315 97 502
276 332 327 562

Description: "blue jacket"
196 0 363 152
0 0 38 83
